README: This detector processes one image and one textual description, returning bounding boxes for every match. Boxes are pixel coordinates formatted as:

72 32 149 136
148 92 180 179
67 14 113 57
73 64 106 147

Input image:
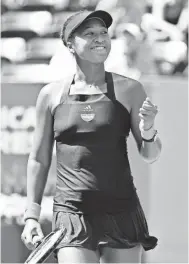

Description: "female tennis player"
21 10 162 263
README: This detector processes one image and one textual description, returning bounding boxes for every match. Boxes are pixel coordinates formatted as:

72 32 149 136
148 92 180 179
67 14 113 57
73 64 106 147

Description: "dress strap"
105 71 116 100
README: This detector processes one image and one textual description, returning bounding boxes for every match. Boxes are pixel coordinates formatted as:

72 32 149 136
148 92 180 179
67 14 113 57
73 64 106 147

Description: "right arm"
21 84 54 250
27 84 54 206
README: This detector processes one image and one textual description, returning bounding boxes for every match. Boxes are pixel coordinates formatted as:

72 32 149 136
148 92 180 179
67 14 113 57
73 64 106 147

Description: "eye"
85 32 94 36
101 31 108 35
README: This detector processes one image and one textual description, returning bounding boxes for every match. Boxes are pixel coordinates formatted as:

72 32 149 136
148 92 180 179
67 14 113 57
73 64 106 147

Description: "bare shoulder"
36 81 62 112
41 80 65 98
37 76 72 114
110 72 146 107
126 77 146 99
111 72 144 91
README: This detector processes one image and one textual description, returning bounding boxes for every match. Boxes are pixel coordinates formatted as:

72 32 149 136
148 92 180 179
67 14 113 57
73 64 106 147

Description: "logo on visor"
80 105 95 122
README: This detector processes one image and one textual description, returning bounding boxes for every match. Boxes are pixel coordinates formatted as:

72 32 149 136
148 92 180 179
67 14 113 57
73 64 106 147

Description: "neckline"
65 71 114 98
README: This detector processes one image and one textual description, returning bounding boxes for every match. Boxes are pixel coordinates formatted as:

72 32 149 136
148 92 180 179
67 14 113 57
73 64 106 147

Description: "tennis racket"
24 227 67 264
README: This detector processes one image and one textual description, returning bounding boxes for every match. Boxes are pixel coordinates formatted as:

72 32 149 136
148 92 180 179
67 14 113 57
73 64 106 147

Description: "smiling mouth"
91 46 106 50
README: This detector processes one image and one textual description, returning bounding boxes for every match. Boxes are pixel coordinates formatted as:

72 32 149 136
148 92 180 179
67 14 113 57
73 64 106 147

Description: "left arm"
129 81 162 164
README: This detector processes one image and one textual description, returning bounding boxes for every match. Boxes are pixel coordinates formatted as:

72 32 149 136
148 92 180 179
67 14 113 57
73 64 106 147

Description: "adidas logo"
84 105 92 111
81 105 95 122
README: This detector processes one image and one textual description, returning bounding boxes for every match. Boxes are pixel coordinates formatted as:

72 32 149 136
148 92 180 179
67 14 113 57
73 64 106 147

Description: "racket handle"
34 240 42 248
32 234 43 248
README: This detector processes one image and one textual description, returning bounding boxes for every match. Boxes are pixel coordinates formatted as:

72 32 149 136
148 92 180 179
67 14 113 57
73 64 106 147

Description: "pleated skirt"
52 196 158 254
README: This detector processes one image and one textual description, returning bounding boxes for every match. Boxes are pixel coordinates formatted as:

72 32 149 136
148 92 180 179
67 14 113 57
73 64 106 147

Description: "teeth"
93 47 105 50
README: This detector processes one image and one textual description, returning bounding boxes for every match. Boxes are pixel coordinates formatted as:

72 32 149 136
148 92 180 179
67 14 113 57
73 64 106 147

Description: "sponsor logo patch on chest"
80 105 95 122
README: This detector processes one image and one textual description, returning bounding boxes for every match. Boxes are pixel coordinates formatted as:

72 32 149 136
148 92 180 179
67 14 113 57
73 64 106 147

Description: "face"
69 18 111 64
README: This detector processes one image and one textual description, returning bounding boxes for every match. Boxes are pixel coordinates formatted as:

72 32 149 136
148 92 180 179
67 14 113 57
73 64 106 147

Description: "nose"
94 33 105 44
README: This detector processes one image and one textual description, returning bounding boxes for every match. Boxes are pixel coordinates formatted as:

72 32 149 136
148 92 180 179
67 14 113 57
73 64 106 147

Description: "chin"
90 54 109 64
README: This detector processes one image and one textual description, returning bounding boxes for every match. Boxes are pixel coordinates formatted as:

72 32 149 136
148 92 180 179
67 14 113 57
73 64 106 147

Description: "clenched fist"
139 97 158 131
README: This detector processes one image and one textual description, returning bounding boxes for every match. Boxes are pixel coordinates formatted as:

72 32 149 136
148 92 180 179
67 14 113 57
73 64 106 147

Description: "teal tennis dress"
52 72 157 252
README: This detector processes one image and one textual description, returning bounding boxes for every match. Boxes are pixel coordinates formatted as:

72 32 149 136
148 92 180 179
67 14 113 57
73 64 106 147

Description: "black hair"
60 10 86 47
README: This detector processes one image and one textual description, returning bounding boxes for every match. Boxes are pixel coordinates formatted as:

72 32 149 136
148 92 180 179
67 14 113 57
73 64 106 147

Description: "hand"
139 97 158 131
21 219 44 250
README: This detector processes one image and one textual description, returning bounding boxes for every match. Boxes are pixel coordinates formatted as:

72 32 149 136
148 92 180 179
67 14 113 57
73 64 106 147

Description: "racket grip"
34 240 42 248
32 234 43 248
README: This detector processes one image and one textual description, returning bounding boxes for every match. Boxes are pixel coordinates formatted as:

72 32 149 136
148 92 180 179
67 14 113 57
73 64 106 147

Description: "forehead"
76 18 107 33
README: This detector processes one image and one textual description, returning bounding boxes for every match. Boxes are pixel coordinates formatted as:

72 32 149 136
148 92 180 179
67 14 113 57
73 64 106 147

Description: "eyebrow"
82 25 107 31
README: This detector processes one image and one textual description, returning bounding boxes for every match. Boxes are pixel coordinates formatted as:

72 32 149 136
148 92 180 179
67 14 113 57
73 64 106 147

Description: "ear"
67 41 75 54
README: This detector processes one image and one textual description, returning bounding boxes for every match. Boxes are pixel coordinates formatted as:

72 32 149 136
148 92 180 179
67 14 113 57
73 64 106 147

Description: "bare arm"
27 84 54 206
130 81 162 163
